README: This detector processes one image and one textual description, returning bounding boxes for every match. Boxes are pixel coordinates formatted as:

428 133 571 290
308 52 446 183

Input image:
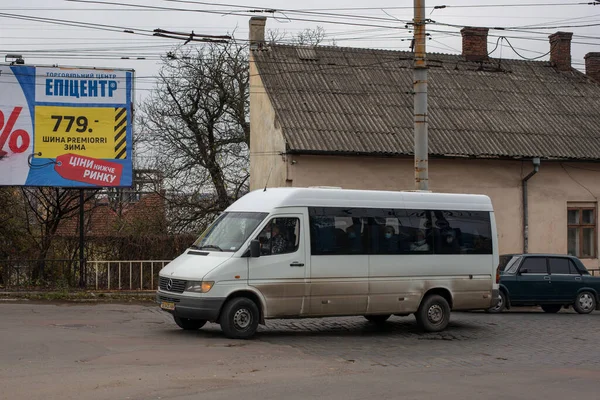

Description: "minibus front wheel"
220 297 260 339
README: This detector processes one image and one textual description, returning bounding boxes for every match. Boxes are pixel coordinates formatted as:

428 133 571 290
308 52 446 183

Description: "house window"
567 206 596 258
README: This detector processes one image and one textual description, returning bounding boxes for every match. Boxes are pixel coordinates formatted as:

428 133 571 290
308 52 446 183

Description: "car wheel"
486 291 507 313
364 314 391 324
541 305 562 313
415 294 451 332
574 291 596 314
220 297 260 339
173 316 207 330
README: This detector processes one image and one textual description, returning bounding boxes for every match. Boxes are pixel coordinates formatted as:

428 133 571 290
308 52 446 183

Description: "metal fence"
86 260 171 290
0 259 171 291
0 259 82 289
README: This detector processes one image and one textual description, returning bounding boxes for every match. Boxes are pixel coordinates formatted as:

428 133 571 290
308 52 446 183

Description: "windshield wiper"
197 244 223 252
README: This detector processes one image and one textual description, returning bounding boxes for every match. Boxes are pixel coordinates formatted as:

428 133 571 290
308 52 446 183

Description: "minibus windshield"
191 212 268 252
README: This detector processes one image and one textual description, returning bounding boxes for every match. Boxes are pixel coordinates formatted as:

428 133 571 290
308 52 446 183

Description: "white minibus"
157 187 500 339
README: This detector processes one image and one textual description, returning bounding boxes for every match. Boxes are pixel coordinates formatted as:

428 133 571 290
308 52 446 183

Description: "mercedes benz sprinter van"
157 187 499 339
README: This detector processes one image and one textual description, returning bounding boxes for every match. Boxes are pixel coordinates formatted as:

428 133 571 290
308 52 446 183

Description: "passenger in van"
380 225 399 253
439 228 460 254
411 229 430 252
345 224 363 252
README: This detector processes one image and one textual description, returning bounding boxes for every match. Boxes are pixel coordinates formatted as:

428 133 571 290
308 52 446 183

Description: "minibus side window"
309 207 368 255
368 209 433 255
255 218 300 256
431 210 492 255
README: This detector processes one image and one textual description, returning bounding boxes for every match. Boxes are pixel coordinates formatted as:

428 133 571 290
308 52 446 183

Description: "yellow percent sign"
34 106 127 159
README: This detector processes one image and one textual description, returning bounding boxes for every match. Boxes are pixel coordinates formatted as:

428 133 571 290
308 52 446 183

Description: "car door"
248 215 308 318
548 257 582 302
512 257 550 303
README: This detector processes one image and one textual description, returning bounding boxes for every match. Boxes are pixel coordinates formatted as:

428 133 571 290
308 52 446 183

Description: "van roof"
227 187 493 213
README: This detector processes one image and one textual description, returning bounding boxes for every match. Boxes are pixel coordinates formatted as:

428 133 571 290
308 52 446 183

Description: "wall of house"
286 154 600 270
249 52 288 191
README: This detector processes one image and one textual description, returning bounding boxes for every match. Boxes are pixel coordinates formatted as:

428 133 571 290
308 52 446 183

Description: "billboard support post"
79 188 85 288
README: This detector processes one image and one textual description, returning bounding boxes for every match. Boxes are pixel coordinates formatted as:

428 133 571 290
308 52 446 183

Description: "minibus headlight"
185 281 215 293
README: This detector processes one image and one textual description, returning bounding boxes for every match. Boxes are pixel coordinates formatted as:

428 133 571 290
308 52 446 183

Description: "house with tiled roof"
56 191 167 238
248 17 600 268
57 169 168 238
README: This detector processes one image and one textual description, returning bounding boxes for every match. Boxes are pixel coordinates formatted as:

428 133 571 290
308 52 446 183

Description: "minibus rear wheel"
173 316 206 330
415 294 451 332
220 297 260 339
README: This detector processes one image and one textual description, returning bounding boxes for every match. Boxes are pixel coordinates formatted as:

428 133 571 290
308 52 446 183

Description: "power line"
430 19 600 31
503 37 554 60
67 0 410 30
162 0 413 23
508 11 600 28
2 2 599 56
0 7 234 12
0 11 155 36
286 2 600 11
0 11 230 42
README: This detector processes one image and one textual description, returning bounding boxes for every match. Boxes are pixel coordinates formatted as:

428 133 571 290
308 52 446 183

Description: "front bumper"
491 288 500 307
156 291 226 322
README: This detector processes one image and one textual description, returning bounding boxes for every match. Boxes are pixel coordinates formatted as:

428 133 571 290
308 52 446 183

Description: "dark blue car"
488 254 600 314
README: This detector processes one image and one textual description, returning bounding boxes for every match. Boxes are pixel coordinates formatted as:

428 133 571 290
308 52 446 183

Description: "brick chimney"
461 27 489 62
249 16 266 49
549 31 573 71
585 52 600 83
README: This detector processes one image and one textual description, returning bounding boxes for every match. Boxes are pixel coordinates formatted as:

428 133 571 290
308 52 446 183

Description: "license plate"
160 301 175 311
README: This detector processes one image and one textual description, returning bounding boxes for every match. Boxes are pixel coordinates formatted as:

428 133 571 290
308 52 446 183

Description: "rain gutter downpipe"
523 158 541 254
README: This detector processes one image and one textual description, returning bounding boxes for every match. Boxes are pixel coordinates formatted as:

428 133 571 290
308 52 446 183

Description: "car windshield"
192 212 268 252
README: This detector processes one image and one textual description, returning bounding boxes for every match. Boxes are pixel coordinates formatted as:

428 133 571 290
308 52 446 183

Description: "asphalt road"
1 302 599 400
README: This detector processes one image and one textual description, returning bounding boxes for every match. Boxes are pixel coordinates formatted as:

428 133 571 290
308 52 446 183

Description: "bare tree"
266 28 287 45
20 188 97 280
137 41 249 233
295 26 326 46
267 26 327 46
137 28 329 234
0 188 28 259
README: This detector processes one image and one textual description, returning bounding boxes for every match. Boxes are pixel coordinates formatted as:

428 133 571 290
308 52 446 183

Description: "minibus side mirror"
250 240 261 258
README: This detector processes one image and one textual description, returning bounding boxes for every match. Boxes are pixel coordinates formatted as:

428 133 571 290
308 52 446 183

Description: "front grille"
159 277 187 293
158 295 181 303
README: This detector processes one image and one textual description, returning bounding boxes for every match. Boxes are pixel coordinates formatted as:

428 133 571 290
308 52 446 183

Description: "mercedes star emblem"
166 279 173 291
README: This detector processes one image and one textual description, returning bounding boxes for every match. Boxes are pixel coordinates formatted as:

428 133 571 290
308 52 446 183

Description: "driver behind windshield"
258 221 289 255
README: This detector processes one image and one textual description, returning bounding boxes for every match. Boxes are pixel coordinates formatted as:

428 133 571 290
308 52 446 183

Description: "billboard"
0 64 134 187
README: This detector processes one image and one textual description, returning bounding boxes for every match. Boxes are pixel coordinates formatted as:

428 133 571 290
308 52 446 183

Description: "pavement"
1 302 599 400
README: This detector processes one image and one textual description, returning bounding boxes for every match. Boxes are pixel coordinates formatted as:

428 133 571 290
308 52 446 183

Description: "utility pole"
413 0 429 190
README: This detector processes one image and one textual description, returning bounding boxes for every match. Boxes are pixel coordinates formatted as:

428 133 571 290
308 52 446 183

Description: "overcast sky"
1 0 598 104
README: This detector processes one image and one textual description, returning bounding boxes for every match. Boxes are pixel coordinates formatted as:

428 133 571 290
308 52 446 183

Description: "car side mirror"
250 240 261 258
